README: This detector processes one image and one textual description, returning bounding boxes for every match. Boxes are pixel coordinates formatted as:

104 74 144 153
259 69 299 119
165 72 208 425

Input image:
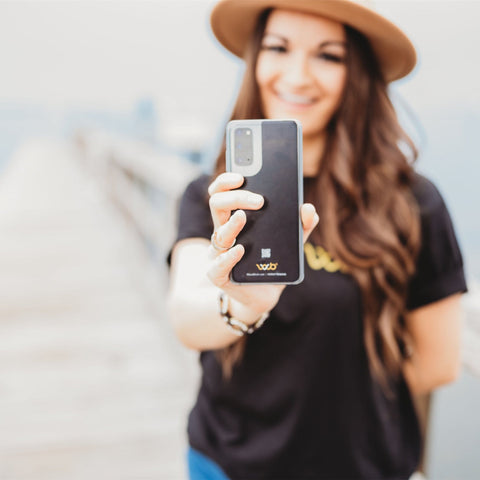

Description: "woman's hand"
206 172 319 324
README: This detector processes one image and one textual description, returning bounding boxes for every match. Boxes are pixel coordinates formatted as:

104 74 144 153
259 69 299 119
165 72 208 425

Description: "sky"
1 0 479 124
0 1 237 127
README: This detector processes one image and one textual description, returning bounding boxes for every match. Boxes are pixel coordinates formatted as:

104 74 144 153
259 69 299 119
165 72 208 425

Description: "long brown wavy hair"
214 10 420 391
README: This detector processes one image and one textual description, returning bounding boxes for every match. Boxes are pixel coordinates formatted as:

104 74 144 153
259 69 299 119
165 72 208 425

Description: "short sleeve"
168 174 213 263
406 175 468 310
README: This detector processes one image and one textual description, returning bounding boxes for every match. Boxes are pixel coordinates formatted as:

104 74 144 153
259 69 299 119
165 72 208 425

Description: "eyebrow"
263 33 346 49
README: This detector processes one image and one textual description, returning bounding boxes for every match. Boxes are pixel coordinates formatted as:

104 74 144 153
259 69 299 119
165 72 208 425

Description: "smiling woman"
167 1 467 479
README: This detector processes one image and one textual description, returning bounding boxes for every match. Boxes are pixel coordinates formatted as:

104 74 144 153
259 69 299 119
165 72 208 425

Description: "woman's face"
256 9 347 141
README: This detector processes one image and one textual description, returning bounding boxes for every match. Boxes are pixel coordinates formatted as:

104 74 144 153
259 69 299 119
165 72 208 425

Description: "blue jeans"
187 447 230 480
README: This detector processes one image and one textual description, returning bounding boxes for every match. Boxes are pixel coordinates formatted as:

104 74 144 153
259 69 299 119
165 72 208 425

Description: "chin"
301 126 326 140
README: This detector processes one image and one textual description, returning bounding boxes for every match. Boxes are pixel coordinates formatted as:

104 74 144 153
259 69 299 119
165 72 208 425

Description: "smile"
276 91 316 105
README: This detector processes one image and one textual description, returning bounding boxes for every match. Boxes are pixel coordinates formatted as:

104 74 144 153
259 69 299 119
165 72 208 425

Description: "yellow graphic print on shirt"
304 242 346 273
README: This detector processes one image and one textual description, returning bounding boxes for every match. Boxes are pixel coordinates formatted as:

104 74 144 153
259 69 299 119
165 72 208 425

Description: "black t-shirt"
172 173 467 480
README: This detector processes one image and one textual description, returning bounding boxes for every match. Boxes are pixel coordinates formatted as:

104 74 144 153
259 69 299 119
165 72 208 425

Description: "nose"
282 52 313 87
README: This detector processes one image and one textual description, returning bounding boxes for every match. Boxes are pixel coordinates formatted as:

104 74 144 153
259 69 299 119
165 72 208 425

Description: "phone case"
226 119 304 284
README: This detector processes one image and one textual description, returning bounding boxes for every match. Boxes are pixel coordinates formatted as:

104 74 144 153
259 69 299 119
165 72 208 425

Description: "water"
427 370 480 479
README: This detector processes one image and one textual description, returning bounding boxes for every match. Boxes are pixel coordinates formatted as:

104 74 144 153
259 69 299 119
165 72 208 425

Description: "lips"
276 91 316 106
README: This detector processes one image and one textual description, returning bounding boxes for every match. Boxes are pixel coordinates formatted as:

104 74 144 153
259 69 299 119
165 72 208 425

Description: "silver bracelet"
219 292 269 336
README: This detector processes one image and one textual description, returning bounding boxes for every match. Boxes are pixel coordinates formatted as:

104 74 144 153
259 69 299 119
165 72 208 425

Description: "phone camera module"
234 128 253 165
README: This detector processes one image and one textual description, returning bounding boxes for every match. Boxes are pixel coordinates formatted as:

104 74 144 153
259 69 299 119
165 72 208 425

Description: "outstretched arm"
167 173 318 351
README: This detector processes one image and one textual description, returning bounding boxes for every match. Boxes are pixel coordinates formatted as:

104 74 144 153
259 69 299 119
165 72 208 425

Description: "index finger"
208 172 244 196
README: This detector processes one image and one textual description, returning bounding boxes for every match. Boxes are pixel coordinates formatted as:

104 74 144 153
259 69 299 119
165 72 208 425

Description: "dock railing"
74 129 200 272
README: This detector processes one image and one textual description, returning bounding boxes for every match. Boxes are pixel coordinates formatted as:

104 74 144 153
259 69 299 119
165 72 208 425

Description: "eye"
261 44 287 54
317 52 345 63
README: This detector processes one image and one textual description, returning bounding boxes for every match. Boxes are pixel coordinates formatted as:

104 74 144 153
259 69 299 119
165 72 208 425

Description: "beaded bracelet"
219 292 269 336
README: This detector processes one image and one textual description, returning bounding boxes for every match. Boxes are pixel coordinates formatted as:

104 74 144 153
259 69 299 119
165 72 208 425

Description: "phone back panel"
227 120 303 284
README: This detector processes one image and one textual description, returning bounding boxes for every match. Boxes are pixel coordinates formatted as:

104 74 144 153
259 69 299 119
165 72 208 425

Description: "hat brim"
210 0 416 82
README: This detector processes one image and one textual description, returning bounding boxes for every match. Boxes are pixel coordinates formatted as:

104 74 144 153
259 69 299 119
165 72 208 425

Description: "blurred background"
0 0 478 479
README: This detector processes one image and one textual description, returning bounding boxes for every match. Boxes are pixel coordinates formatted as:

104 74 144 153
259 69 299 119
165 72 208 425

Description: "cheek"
255 64 268 94
327 69 347 104
255 61 276 113
255 55 279 91
314 67 347 104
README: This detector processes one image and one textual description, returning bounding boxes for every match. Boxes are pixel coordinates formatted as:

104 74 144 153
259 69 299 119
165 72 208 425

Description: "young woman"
168 1 467 479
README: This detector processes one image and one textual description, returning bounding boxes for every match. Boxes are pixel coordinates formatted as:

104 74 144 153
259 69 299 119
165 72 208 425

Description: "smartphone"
226 119 304 284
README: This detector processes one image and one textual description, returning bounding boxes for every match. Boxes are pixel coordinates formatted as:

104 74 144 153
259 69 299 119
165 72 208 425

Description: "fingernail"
232 210 244 221
304 203 314 214
228 172 243 181
248 193 263 205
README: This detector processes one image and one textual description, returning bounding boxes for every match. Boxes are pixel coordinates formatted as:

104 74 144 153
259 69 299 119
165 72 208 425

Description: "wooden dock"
0 139 199 479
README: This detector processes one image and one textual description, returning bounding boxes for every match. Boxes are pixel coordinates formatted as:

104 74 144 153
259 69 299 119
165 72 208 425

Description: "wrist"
229 297 267 325
219 292 269 336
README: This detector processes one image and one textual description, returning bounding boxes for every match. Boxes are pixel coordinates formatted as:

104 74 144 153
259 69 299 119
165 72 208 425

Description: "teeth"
278 92 315 105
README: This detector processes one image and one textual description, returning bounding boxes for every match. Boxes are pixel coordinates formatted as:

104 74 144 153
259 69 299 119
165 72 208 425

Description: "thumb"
301 203 319 243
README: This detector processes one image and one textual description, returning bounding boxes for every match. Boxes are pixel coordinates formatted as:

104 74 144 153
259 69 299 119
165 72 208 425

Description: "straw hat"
210 0 416 82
